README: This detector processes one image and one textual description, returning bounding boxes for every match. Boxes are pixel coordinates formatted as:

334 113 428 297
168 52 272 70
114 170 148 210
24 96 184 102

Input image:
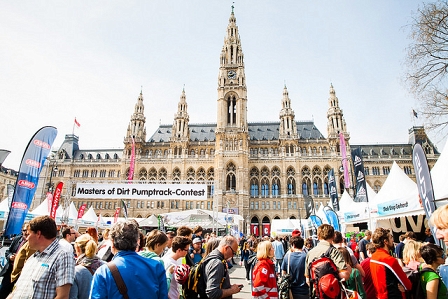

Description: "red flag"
74 118 81 128
114 208 120 223
127 137 135 181
77 203 87 219
50 182 63 219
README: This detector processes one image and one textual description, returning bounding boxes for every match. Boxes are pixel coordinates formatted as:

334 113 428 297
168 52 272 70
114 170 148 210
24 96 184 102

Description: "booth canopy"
138 215 159 227
372 161 422 219
170 214 225 229
431 138 448 206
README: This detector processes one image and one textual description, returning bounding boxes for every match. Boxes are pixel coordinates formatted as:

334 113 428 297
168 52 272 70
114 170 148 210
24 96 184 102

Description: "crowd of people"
0 204 448 299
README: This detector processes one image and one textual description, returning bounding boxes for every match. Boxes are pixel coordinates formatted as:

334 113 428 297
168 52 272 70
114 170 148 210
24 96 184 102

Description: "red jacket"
252 258 278 299
370 248 412 299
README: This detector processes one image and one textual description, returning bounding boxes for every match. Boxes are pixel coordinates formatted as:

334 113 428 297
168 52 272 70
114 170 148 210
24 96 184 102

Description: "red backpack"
308 245 342 299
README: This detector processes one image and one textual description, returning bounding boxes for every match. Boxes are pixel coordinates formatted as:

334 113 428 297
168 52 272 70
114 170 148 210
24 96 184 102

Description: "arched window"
287 177 295 195
272 177 280 197
261 177 269 198
324 182 329 195
250 178 259 197
226 162 236 191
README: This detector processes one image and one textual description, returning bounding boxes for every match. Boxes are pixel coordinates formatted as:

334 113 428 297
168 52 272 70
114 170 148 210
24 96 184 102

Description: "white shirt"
162 254 181 299
58 238 74 254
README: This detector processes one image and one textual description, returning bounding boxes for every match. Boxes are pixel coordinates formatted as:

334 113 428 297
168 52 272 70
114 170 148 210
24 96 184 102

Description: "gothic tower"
124 91 147 177
215 7 249 213
170 88 190 157
326 84 349 153
279 85 298 140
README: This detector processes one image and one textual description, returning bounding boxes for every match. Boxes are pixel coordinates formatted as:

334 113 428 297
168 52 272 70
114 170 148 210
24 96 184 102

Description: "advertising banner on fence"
74 183 207 200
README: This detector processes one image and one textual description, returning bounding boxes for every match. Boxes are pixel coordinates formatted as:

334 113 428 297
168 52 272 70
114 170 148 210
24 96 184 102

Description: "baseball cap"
292 229 301 237
193 238 202 244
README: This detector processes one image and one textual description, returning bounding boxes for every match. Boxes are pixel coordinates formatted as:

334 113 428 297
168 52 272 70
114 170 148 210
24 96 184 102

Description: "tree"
406 1 448 133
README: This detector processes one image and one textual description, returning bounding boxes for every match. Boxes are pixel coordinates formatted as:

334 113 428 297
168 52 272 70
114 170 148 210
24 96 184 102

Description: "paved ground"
228 257 252 299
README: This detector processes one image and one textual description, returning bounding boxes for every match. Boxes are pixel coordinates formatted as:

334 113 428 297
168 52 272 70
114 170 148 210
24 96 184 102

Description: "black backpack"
405 266 436 299
183 255 227 299
308 245 342 299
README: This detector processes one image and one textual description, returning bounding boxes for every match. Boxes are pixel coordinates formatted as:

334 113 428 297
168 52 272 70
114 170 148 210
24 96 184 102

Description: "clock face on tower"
227 70 236 79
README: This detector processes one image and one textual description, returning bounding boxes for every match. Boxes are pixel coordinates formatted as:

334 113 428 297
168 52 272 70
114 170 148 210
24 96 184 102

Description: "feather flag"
340 133 350 189
4 126 57 236
121 199 128 219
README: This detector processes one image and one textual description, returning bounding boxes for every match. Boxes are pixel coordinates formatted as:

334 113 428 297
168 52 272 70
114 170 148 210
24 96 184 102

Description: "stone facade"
33 10 439 233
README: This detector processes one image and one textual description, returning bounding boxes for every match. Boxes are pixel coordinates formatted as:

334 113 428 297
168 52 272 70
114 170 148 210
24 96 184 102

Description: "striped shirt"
11 238 75 299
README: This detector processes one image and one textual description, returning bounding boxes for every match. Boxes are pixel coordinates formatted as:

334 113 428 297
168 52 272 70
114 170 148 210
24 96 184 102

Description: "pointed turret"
171 88 190 141
326 84 349 152
279 85 298 140
125 91 146 143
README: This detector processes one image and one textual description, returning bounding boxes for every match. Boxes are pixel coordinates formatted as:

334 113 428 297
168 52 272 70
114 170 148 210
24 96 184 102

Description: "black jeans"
244 260 250 280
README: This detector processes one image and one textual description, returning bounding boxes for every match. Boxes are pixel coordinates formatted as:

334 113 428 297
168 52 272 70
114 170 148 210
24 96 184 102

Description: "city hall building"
33 10 439 234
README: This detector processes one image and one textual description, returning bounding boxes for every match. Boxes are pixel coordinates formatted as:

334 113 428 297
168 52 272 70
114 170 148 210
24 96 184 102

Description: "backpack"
405 266 436 299
308 245 342 299
182 255 228 299
278 252 292 299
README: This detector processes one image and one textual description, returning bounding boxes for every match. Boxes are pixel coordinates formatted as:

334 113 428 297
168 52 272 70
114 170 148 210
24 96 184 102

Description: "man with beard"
370 227 411 299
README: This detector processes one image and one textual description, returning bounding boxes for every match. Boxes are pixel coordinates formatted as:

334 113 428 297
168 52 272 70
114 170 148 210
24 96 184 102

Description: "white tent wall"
270 218 310 237
431 138 448 207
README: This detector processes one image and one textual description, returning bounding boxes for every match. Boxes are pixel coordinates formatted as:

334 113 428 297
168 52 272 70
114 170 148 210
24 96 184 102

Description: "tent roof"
0 199 9 212
30 198 63 217
431 138 448 202
82 207 98 223
170 214 225 229
371 161 418 206
161 209 242 226
138 215 159 227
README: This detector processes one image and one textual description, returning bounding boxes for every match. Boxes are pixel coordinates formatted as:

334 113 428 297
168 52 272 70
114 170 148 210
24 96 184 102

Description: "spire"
171 88 190 141
326 84 349 146
125 91 146 143
279 85 298 140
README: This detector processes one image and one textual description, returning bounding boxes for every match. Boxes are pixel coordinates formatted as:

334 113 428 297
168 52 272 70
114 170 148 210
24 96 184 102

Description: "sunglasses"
228 246 236 255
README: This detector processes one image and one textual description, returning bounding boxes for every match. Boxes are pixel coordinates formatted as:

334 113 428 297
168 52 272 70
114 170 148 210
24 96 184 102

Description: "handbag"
278 252 293 299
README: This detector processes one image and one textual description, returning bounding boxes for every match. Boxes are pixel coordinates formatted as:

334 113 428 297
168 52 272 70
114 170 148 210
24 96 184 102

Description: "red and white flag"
74 118 81 128
114 208 120 223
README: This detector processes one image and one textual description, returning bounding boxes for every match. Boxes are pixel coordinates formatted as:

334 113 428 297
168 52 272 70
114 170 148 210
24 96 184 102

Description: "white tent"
68 202 78 220
138 215 159 227
81 207 98 225
30 198 63 218
372 161 422 219
431 138 448 206
0 199 9 213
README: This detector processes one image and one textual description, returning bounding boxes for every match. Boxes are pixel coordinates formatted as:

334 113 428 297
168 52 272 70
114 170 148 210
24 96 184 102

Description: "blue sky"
0 1 435 170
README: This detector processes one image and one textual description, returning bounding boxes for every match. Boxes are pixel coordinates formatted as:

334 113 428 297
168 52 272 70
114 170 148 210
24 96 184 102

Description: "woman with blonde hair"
430 205 448 246
402 239 423 270
69 234 104 299
252 240 278 299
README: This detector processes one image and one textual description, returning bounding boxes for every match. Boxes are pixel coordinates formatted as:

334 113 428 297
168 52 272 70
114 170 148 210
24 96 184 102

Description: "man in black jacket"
0 226 27 299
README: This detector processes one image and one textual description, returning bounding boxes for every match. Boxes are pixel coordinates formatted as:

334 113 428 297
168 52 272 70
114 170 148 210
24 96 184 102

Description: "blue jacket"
89 250 168 299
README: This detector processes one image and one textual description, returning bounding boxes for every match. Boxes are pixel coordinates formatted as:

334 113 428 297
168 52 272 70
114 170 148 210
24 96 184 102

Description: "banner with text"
74 183 207 200
351 147 368 203
328 169 339 211
377 194 422 217
4 126 57 236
